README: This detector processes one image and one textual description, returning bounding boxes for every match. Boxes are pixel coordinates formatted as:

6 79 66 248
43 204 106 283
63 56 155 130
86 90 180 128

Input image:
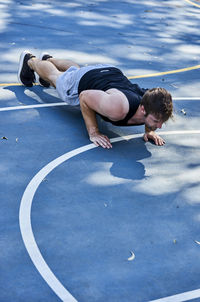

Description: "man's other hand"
143 131 165 146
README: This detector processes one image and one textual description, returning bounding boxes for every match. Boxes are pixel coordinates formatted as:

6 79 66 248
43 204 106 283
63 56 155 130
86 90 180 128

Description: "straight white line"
19 130 200 302
174 97 200 100
0 102 66 111
0 97 200 112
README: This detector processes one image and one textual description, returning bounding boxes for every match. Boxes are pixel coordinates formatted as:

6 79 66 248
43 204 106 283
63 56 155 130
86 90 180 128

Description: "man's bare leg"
47 58 80 72
28 58 62 88
18 51 80 87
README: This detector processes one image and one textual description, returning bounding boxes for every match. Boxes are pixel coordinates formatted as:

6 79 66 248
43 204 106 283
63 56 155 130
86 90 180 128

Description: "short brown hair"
140 87 173 122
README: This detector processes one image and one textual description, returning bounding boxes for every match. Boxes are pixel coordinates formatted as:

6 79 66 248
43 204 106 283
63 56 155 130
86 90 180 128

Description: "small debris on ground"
181 109 186 115
170 83 179 88
127 251 135 261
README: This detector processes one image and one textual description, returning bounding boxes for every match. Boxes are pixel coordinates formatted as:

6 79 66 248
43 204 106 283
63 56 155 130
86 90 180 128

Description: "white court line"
0 102 66 111
174 97 200 100
0 97 200 112
149 288 200 302
19 130 200 302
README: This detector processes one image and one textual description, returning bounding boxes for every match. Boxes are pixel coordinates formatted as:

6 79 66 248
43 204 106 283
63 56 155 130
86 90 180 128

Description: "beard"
145 122 157 131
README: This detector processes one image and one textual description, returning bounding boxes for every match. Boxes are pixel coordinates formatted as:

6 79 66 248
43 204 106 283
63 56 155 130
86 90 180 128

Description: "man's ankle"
27 57 36 69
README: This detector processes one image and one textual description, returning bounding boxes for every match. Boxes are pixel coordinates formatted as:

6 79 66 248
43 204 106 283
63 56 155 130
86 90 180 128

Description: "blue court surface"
1 1 200 301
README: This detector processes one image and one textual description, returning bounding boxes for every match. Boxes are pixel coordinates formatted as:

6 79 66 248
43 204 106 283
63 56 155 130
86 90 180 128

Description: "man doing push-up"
18 50 173 148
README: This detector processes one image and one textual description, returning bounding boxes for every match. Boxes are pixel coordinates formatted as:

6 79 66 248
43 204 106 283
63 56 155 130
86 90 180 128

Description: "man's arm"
79 89 128 148
143 125 165 146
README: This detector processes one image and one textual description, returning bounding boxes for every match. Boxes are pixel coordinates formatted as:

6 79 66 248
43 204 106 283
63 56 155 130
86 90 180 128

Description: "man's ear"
140 105 146 115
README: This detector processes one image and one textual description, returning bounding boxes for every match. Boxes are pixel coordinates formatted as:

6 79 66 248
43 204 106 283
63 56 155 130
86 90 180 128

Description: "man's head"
140 87 173 129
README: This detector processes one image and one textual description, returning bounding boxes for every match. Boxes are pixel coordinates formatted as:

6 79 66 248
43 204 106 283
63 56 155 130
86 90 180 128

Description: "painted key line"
19 130 200 302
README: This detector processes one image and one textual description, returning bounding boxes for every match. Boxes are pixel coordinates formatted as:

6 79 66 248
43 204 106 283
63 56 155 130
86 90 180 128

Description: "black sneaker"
39 52 53 87
18 50 36 87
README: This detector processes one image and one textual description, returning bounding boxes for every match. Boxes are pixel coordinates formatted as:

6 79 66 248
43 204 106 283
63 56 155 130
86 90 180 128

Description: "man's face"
144 113 163 131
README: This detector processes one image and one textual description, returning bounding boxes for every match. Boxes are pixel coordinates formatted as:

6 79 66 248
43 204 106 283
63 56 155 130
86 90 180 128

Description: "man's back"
78 66 147 126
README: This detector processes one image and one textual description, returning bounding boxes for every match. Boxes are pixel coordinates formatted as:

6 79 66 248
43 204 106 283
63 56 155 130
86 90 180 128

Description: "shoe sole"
18 50 31 85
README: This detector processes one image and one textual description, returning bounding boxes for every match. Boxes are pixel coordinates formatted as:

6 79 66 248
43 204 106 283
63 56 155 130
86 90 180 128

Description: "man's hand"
143 131 165 146
90 132 112 149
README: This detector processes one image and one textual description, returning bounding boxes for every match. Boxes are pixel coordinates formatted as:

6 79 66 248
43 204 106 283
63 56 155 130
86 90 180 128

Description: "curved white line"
149 288 200 302
19 130 200 302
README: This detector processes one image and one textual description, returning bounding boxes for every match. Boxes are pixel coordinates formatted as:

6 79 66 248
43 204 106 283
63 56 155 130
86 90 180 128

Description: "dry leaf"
127 251 135 261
